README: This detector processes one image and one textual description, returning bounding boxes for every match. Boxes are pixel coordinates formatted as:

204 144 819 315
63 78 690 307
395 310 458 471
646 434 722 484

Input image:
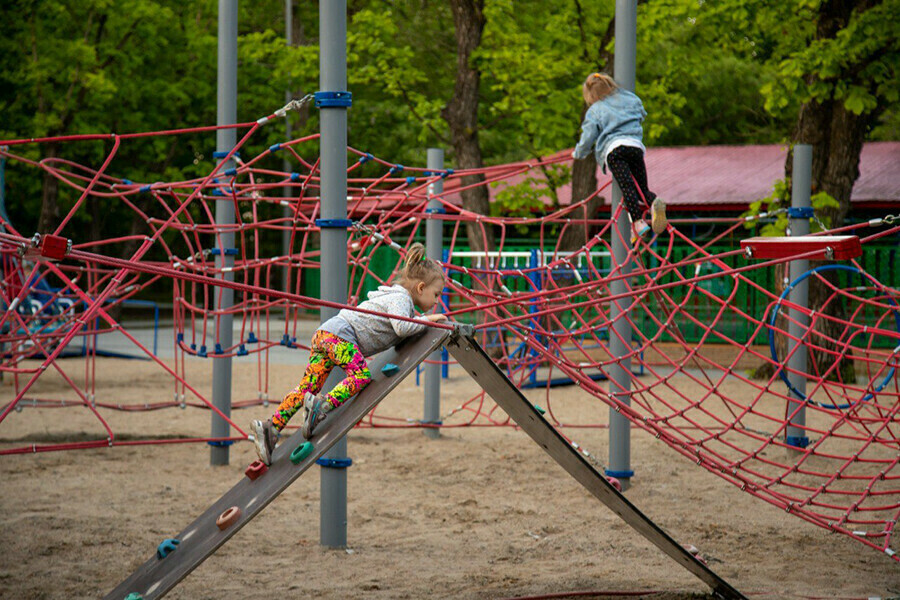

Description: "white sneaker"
250 419 277 465
301 395 334 439
631 220 652 246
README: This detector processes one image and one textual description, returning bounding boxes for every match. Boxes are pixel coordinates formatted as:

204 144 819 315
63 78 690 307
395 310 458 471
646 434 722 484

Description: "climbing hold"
682 543 700 555
216 506 241 530
606 476 622 492
291 441 314 465
245 460 268 481
156 538 180 560
533 404 546 415
381 363 399 377
124 594 143 600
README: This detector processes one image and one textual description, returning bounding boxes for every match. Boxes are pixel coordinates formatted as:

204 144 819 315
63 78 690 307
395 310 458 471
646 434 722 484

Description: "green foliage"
490 164 570 235
1 0 897 248
742 178 840 236
760 0 900 118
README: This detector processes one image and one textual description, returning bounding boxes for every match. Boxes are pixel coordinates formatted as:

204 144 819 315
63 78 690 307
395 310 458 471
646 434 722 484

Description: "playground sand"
1 357 897 599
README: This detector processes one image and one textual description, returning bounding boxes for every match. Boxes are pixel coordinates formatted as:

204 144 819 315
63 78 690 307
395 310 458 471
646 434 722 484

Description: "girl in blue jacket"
573 73 666 243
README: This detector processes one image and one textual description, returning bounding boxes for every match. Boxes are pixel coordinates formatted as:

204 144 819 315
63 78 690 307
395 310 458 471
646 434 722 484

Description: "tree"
763 0 899 380
443 0 494 252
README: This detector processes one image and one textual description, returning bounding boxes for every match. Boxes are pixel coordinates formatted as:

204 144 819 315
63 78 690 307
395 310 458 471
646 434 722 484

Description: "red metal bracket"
740 235 862 260
35 233 73 260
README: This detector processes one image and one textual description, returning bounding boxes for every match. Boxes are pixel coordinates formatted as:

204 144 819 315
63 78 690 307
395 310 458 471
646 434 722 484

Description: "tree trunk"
37 142 60 234
560 111 601 251
442 0 493 253
559 13 615 251
779 1 879 384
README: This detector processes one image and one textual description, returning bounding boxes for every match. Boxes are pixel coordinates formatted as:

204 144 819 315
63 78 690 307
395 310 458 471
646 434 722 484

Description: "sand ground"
0 355 898 600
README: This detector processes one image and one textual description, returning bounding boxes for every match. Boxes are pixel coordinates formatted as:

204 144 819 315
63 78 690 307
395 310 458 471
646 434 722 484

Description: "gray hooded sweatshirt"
320 284 427 357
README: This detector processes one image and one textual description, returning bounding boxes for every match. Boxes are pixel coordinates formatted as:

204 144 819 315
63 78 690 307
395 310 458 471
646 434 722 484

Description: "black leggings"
606 145 655 223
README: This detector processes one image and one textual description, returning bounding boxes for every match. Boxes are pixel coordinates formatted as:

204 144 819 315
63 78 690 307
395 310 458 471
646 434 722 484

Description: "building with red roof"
443 141 898 214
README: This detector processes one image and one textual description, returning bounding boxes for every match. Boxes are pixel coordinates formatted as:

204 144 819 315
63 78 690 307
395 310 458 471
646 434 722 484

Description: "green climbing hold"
290 441 314 465
124 594 143 600
533 404 546 415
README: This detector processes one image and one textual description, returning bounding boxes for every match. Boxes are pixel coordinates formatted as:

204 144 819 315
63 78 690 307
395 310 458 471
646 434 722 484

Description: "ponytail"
400 242 444 287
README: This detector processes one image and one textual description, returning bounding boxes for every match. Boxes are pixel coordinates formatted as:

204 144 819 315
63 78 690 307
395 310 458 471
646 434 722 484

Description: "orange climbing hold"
216 506 241 530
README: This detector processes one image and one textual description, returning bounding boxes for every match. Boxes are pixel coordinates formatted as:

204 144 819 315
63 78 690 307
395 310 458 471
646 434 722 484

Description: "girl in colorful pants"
251 243 447 465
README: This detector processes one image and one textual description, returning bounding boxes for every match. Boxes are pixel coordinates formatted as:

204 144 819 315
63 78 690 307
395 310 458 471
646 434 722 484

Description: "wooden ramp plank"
445 331 747 600
105 328 452 600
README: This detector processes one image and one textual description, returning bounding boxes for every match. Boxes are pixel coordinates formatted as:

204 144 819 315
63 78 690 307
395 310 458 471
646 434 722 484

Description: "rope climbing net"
1 108 898 561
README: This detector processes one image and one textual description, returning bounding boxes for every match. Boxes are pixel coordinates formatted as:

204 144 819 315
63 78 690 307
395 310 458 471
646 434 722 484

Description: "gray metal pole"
786 144 812 449
211 0 238 467
282 0 293 294
319 0 349 548
423 148 445 439
607 0 637 491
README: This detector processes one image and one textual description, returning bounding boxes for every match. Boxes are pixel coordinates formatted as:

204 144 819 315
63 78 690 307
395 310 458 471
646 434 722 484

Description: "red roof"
646 141 899 207
443 142 899 210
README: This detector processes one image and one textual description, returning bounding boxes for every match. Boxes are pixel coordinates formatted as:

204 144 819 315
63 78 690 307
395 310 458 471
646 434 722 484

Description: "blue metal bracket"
206 440 235 447
316 457 353 469
314 91 352 108
604 469 635 479
787 207 815 219
785 436 810 449
315 218 353 229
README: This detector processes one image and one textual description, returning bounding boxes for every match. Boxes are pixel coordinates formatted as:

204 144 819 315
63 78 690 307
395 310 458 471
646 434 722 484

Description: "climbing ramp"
444 330 746 600
105 327 452 600
106 325 745 600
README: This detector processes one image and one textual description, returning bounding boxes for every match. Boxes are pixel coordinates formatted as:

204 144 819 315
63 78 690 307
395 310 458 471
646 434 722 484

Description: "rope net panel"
0 117 898 560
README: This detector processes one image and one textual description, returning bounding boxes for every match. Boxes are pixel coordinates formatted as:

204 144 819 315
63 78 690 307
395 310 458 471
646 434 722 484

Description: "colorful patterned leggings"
272 330 372 431
606 145 656 224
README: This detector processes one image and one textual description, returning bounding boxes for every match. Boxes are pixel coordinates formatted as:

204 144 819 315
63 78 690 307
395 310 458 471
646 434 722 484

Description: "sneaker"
631 220 652 246
301 395 334 439
250 418 278 465
650 197 667 234
303 391 316 414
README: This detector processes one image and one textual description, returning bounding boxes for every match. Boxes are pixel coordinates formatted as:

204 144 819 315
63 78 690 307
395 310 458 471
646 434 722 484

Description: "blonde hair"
583 72 618 105
400 242 444 288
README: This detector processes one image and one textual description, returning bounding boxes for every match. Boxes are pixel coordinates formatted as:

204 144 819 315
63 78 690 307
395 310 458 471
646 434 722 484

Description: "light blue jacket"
573 89 646 166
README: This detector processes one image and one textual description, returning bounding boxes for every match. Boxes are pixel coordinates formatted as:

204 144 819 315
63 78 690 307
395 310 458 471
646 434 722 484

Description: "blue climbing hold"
156 538 180 560
381 363 399 377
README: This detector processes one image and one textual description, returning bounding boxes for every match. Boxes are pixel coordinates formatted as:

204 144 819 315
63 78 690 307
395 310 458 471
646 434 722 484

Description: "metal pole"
786 144 812 449
282 0 293 294
423 148 445 439
606 0 637 491
318 0 349 548
211 0 237 466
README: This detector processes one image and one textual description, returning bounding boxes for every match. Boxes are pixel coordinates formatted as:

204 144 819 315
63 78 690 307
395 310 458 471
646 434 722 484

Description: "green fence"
300 239 899 348
438 242 900 348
